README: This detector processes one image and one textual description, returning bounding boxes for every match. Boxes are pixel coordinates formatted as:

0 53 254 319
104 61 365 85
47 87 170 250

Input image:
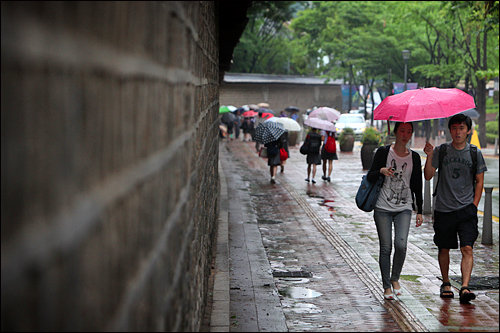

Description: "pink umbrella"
261 112 274 120
242 110 258 117
374 87 476 122
309 107 341 122
304 118 336 132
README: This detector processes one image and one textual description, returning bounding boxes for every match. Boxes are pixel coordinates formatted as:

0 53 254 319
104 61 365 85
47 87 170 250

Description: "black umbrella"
221 112 236 125
285 106 300 112
258 108 275 115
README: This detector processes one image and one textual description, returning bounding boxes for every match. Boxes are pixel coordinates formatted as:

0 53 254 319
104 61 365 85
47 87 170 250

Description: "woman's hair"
394 122 413 133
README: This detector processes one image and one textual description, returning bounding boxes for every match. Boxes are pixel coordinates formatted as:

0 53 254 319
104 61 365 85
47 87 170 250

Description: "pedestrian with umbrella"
320 128 338 183
233 108 244 140
366 121 423 300
374 87 485 304
253 122 286 183
221 112 236 141
301 127 322 183
241 114 256 142
423 113 487 304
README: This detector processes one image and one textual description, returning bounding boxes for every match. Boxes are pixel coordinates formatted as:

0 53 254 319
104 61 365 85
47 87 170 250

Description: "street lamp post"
402 50 411 91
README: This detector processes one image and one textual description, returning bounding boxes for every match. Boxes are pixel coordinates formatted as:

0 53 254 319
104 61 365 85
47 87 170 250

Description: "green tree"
404 1 499 146
229 1 302 74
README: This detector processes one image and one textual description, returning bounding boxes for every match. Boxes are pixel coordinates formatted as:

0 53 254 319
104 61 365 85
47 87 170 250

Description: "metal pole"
482 186 494 245
495 137 498 156
423 179 432 215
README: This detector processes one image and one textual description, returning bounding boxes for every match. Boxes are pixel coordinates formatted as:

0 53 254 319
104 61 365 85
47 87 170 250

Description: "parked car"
335 114 367 140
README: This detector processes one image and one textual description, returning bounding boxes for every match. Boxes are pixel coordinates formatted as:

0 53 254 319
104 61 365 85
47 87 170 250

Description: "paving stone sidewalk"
212 138 499 332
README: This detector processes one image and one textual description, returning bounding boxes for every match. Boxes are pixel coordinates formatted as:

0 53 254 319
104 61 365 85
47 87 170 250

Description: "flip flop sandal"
440 282 454 298
459 286 476 304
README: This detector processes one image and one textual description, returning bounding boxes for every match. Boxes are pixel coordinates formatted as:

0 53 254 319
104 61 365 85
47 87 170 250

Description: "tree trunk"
476 30 488 148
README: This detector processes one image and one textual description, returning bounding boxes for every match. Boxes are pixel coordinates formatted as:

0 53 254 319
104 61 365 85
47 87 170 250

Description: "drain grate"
273 270 313 278
449 276 499 289
258 219 283 224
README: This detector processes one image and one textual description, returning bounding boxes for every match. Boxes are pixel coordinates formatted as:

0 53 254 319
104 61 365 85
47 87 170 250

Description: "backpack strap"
470 144 477 175
433 144 447 197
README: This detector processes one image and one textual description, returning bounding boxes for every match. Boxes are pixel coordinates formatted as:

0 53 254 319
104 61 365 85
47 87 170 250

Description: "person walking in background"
320 130 338 182
234 110 241 140
279 110 287 117
254 113 264 152
423 114 487 304
304 128 322 183
279 131 290 173
367 122 423 300
265 138 282 184
240 117 254 142
290 110 299 121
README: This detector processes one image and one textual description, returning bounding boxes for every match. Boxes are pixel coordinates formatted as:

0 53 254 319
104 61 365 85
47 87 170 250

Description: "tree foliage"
229 1 499 146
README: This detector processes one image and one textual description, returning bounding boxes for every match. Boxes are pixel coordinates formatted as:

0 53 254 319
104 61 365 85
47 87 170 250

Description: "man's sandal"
459 286 476 304
440 282 454 298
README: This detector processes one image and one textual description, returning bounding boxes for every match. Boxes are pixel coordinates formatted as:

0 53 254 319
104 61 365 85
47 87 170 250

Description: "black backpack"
309 135 321 154
433 144 477 197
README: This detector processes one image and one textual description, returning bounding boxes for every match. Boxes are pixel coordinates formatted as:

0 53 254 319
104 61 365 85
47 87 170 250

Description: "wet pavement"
211 137 499 332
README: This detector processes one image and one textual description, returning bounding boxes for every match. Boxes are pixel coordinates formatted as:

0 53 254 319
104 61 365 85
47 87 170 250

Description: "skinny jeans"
373 209 411 290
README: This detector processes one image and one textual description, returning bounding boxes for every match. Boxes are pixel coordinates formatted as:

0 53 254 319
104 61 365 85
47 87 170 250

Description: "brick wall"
220 83 342 115
1 2 219 331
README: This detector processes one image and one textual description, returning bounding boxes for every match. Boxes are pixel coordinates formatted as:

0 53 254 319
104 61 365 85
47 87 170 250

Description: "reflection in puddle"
290 303 322 314
279 286 322 299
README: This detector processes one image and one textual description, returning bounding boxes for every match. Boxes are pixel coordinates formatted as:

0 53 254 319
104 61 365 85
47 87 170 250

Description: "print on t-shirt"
387 159 410 205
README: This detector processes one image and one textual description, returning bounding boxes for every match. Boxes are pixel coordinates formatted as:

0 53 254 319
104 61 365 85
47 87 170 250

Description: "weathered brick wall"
220 82 343 115
1 2 219 331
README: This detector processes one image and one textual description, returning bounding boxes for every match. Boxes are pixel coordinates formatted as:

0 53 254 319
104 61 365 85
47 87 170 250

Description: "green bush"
362 127 382 145
338 127 354 145
486 133 497 144
486 121 498 135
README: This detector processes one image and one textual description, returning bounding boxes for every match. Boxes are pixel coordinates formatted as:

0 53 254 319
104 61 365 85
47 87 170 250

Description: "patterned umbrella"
253 122 285 144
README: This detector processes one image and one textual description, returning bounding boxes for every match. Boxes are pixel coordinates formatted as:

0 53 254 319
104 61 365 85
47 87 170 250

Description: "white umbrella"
308 107 341 122
304 118 336 132
266 117 301 131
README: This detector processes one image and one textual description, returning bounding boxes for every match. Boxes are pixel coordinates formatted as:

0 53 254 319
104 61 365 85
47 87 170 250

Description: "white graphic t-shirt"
375 147 413 212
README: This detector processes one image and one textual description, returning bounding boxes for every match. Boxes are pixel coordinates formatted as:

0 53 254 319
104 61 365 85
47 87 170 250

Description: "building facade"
220 73 343 116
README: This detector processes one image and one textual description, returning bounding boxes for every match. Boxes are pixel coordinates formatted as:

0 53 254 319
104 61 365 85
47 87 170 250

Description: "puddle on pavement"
306 191 324 199
288 303 322 314
319 199 336 211
270 261 285 268
279 286 322 299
